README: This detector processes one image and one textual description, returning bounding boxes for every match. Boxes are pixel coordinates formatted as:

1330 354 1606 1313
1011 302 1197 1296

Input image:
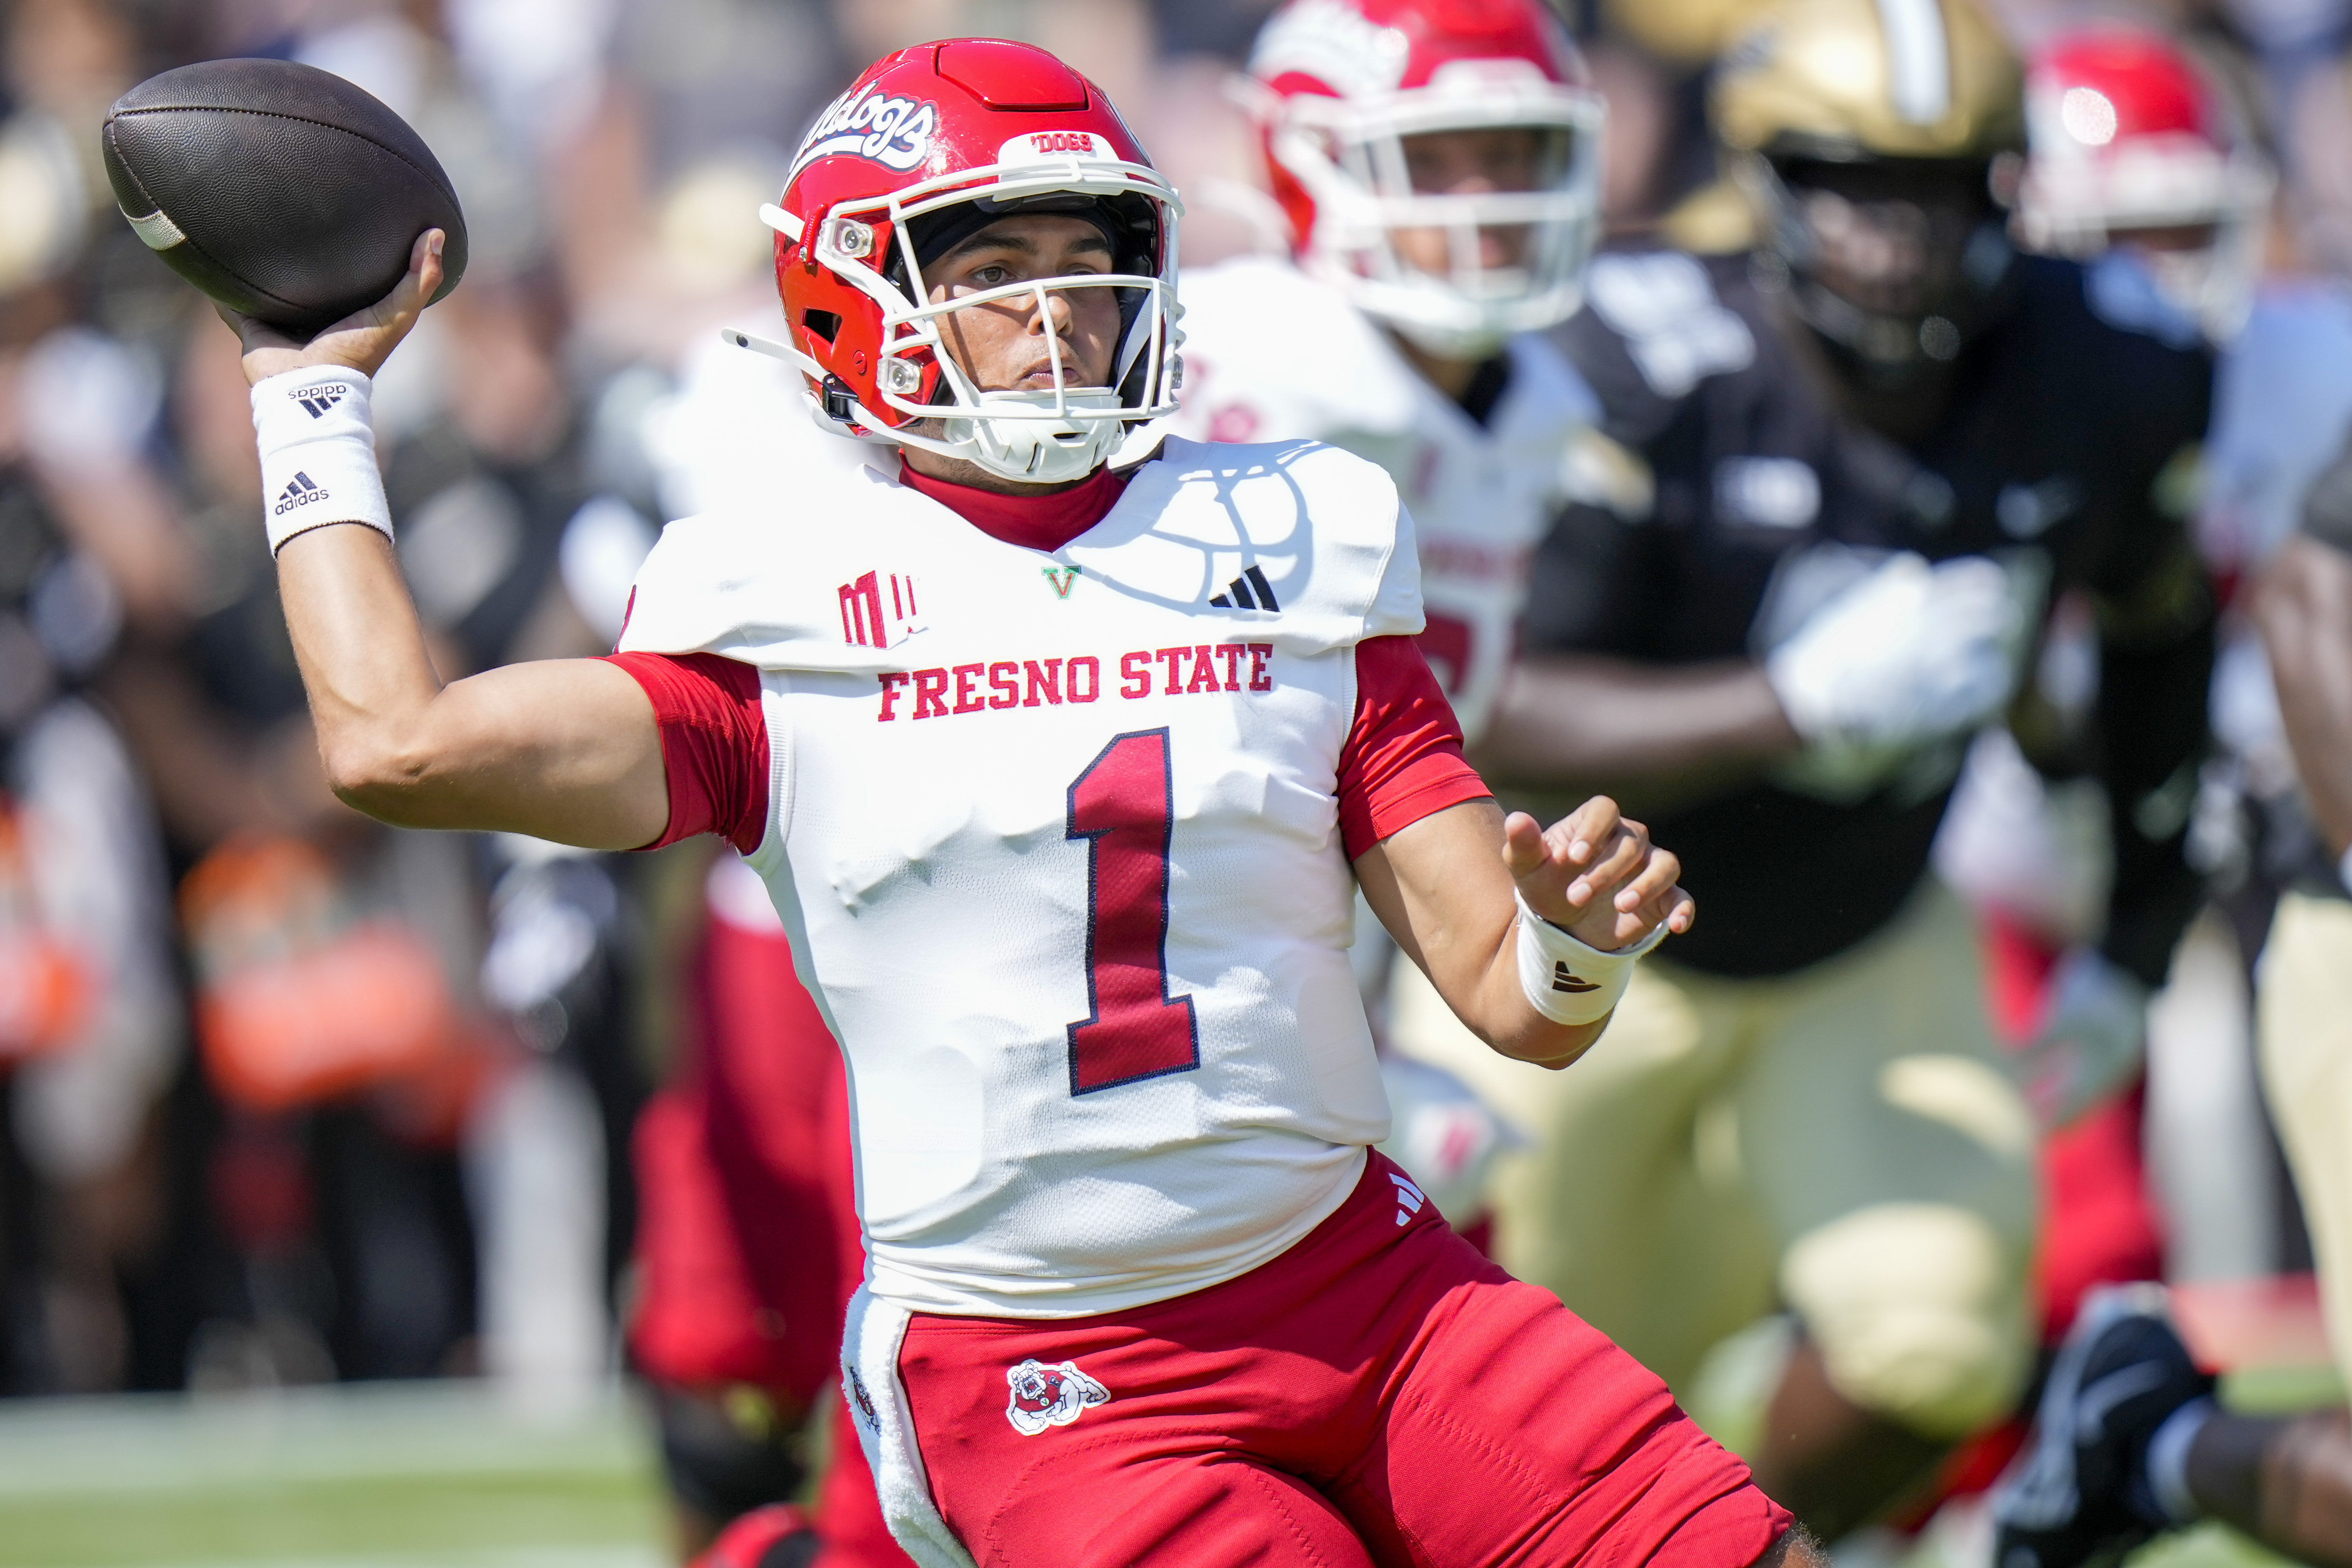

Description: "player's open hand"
1503 797 1694 952
223 228 447 386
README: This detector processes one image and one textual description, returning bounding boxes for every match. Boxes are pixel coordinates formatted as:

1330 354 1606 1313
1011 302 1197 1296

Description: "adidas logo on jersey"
273 471 327 516
839 569 925 648
294 386 347 418
1208 565 1280 612
1551 962 1600 994
1390 1172 1428 1227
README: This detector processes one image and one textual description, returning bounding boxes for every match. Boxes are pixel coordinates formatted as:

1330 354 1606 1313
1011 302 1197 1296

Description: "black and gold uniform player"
1423 0 2216 1540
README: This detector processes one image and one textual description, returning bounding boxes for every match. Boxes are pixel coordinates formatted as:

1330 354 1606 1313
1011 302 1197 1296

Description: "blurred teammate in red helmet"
1164 0 1604 1234
216 32 1815 1568
2012 26 2273 342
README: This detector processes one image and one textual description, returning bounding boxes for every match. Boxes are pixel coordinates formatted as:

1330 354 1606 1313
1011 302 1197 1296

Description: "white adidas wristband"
1515 892 1667 1026
250 366 392 555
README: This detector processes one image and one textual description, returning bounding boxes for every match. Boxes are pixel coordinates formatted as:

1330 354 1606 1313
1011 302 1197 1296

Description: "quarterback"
221 36 1805 1568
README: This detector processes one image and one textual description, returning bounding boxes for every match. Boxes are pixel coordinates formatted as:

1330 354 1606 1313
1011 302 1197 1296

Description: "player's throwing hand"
1505 797 1694 953
221 228 447 386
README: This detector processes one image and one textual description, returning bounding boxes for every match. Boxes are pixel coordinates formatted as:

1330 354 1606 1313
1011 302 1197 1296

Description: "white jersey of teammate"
1162 254 1597 741
619 435 1424 1318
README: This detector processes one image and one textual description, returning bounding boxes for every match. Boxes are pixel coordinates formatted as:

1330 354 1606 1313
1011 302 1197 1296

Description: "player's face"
1776 157 1994 320
924 216 1123 394
1391 127 1556 275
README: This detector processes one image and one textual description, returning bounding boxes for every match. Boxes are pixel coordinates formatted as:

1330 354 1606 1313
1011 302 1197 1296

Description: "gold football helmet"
1713 0 2024 160
1604 0 1775 69
1710 0 2026 376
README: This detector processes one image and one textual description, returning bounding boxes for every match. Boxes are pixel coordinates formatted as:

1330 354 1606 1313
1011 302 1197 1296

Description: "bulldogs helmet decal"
1004 1357 1111 1436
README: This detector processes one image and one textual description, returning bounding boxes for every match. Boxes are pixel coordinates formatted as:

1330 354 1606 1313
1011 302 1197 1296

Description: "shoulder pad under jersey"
616 459 922 675
1163 257 1423 445
1068 436 1422 651
616 439 1420 668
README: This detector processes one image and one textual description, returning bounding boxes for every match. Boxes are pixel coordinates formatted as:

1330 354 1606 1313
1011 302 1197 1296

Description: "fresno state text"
877 643 1277 721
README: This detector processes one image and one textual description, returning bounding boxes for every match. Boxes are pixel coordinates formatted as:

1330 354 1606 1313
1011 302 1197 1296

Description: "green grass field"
0 1364 2338 1568
0 1383 669 1568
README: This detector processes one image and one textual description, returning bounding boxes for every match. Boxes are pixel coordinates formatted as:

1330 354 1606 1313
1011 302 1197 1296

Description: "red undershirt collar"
896 459 1136 555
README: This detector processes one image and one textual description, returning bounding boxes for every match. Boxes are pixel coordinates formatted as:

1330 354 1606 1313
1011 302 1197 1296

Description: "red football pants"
631 890 910 1568
898 1152 1792 1568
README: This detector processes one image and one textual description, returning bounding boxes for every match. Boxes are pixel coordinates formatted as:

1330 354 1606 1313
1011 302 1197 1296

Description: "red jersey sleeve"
601 652 770 856
1336 636 1493 859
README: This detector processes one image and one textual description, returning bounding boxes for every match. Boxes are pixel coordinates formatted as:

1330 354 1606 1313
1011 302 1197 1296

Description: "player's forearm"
1359 799 1672 1068
275 520 453 814
2259 536 2352 859
277 526 667 845
1470 931 1609 1067
1370 875 1603 1067
1479 656 1799 782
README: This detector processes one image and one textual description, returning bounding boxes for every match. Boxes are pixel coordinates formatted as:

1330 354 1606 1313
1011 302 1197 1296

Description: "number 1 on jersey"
1065 728 1199 1094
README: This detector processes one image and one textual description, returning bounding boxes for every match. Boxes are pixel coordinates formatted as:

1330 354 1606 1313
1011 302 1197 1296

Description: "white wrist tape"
250 366 391 555
1515 893 1667 1026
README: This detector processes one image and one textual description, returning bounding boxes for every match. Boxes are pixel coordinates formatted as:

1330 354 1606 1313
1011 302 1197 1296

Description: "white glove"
2014 948 2151 1131
1766 552 2022 753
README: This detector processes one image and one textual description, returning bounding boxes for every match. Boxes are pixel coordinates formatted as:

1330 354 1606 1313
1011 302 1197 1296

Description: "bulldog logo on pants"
1004 1358 1110 1436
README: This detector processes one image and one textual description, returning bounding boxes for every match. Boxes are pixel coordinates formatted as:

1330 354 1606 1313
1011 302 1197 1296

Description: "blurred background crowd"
0 0 1305 1406
6 0 2352 1555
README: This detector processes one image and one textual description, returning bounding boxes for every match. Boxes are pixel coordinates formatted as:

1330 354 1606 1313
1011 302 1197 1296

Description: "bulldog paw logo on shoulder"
1004 1357 1109 1436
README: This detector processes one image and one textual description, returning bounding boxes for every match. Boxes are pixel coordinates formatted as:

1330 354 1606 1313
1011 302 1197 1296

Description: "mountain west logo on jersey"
839 569 925 648
790 82 939 180
1004 1358 1109 1436
292 385 348 419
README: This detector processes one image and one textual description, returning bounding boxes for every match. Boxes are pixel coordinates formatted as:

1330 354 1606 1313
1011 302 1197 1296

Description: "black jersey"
1527 247 2216 981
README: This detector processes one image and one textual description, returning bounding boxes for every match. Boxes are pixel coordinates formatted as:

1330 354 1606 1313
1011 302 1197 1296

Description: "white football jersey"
619 435 1427 1318
1162 256 1597 740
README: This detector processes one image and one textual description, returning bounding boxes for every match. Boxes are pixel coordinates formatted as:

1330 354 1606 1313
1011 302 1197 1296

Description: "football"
101 58 468 338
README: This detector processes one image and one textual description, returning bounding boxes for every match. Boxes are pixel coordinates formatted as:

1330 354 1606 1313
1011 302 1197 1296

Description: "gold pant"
1389 880 2037 1438
2259 891 2352 1390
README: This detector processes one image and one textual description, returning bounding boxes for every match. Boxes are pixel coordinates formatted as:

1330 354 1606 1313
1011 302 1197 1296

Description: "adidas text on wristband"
1514 892 1667 1028
251 366 393 555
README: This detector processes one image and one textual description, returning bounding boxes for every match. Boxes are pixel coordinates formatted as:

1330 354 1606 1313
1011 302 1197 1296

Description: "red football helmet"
1243 0 1605 356
754 39 1182 484
2014 26 2272 338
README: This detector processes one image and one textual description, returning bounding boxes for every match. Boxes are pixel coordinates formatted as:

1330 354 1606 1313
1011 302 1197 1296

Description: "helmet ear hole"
802 309 842 342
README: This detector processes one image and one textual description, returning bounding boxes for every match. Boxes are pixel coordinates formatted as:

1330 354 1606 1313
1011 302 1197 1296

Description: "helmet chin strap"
722 329 1132 485
941 388 1126 485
